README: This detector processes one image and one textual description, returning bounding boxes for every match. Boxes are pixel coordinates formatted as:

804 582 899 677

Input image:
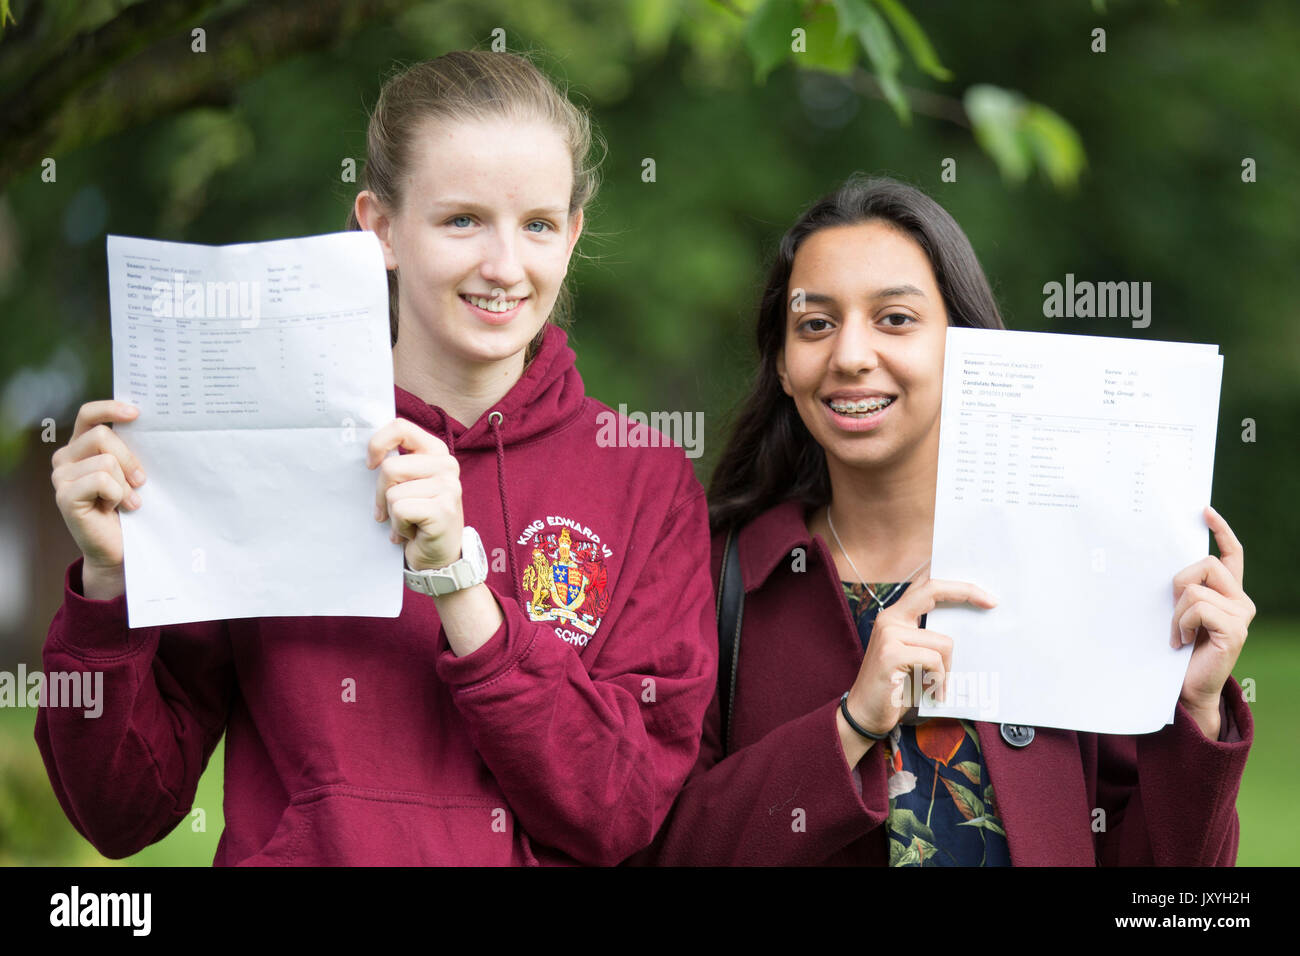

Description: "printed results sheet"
920 328 1223 734
108 232 402 628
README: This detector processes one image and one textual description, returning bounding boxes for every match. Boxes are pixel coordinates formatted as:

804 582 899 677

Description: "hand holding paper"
367 417 465 571
1172 506 1255 732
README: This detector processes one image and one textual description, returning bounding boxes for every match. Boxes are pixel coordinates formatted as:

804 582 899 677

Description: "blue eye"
526 221 552 233
450 215 473 228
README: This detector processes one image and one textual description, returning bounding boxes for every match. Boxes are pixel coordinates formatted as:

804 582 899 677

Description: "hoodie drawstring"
488 411 523 603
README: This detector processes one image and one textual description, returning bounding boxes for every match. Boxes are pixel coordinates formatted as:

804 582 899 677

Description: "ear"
354 191 399 271
776 347 792 397
563 207 584 263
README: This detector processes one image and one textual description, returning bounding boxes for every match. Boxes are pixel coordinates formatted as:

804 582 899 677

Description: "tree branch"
0 0 417 190
850 66 970 128
0 0 224 132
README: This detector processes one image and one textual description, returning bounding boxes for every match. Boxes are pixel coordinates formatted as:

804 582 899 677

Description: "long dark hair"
708 174 1007 533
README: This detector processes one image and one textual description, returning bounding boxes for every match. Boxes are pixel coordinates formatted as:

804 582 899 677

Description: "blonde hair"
347 50 602 354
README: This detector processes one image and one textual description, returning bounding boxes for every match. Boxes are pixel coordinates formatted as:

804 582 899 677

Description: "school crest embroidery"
520 525 612 636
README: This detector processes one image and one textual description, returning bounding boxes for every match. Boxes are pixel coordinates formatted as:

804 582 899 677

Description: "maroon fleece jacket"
635 499 1253 866
35 324 717 866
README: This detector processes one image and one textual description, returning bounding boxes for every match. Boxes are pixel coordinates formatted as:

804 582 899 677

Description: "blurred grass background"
3 620 1290 864
1 0 1296 865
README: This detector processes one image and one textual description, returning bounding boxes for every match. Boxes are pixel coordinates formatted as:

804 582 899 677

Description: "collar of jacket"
733 497 824 591
394 322 586 451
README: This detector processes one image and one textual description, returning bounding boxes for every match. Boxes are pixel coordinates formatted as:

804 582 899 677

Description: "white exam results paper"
108 232 402 628
920 328 1223 734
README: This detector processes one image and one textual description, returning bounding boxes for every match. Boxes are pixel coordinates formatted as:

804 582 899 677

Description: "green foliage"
836 0 910 123
737 0 1084 179
872 0 951 82
799 2 857 75
744 0 803 81
966 85 1087 188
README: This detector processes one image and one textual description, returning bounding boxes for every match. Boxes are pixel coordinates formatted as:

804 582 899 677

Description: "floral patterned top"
843 581 1012 866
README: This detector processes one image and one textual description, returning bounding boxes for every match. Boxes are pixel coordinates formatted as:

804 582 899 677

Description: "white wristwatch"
403 526 489 596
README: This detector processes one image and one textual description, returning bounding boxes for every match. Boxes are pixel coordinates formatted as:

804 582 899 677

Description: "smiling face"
776 219 950 475
362 115 583 373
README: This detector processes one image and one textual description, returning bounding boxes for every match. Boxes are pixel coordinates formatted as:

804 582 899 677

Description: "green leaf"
745 0 805 82
964 84 1086 189
800 2 858 75
941 776 985 820
1023 102 1087 189
853 4 901 75
964 84 1033 183
891 834 939 865
953 760 981 785
835 0 909 123
889 833 910 865
958 814 1007 837
913 835 941 865
893 838 922 866
875 70 910 126
889 807 935 844
871 0 953 81
832 0 875 37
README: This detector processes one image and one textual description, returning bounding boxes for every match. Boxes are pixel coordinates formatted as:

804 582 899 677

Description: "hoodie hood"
394 323 586 452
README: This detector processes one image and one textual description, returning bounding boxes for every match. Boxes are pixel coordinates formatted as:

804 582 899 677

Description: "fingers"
54 421 147 490
69 399 139 443
366 418 447 470
1204 505 1245 587
886 644 947 709
1173 554 1249 608
373 453 459 522
53 453 142 511
388 494 460 546
853 612 956 732
889 578 997 624
880 622 954 659
1171 580 1253 646
55 469 130 517
1176 598 1247 651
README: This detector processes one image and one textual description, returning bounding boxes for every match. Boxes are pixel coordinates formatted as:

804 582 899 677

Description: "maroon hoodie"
34 324 717 866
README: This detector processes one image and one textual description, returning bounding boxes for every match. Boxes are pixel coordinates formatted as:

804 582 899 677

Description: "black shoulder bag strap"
716 526 745 757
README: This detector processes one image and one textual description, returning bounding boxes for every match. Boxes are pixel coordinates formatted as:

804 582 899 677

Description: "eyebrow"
431 198 568 218
794 285 928 307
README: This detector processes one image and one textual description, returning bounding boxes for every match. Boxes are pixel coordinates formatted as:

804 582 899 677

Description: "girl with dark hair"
638 174 1254 866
